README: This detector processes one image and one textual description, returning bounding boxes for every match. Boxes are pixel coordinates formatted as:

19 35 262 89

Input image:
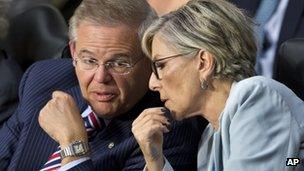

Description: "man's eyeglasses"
74 56 143 75
151 51 196 80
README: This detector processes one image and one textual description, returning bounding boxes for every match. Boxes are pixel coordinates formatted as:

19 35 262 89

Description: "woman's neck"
200 78 233 131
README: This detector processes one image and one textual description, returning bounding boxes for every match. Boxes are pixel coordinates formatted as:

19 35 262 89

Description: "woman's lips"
163 100 169 108
161 98 168 104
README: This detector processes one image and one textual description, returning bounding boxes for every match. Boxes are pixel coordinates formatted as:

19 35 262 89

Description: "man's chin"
89 102 119 119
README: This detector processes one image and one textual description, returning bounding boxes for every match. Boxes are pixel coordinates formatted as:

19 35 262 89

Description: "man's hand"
132 107 170 171
38 91 88 165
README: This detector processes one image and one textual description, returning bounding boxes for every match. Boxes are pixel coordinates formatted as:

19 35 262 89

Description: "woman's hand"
132 107 170 171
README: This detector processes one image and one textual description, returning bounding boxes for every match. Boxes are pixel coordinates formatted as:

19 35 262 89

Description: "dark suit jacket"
0 59 206 171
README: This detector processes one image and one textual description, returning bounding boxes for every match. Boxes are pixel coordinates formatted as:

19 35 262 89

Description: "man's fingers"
52 90 71 99
52 91 63 99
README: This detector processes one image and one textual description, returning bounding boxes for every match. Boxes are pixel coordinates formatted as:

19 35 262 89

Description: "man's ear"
198 50 215 79
69 41 76 59
69 41 77 66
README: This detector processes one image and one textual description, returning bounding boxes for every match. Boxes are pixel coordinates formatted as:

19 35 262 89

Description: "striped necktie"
40 106 103 171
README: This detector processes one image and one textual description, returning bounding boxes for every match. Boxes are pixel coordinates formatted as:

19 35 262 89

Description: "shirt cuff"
58 157 90 171
143 157 174 171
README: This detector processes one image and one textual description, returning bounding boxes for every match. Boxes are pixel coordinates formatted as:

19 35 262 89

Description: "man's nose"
93 65 112 83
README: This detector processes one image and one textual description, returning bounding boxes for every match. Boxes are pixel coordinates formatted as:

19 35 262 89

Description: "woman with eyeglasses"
132 0 304 170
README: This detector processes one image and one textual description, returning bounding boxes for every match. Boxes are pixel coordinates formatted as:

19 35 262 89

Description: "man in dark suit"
0 0 205 170
230 0 304 79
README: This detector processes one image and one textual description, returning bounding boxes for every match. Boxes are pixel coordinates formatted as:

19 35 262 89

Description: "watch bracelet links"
60 140 90 159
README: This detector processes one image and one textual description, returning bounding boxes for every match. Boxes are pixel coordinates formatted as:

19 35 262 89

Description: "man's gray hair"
0 0 9 39
69 0 155 42
142 0 257 81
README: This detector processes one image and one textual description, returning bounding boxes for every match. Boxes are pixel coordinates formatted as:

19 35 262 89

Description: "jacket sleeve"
223 82 298 171
0 63 35 169
65 160 94 171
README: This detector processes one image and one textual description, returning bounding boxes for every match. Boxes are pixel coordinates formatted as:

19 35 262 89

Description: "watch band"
60 140 90 159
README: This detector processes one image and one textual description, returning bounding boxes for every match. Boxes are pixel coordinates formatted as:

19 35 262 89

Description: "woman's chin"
169 109 202 121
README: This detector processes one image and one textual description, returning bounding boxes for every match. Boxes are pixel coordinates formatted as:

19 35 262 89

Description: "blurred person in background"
230 0 304 79
52 0 82 22
1 0 68 70
0 0 23 127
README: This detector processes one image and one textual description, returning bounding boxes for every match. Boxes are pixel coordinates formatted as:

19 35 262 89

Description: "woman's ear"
198 50 215 78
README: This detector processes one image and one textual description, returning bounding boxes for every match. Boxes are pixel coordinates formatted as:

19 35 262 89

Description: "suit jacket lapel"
213 131 223 171
66 85 87 112
88 91 162 163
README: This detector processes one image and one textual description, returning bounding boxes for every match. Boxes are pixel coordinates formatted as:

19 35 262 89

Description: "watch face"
72 141 87 155
74 144 84 153
61 141 89 159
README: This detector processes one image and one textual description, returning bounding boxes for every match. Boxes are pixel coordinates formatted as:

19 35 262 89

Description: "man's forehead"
77 49 135 59
76 22 139 46
75 22 140 48
77 20 139 36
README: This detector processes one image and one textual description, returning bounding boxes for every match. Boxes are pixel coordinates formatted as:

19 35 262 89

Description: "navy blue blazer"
0 59 205 171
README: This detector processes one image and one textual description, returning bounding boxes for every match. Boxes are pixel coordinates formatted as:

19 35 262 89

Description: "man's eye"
111 61 131 67
82 58 97 65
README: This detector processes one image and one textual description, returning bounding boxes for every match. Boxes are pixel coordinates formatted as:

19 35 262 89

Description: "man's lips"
91 91 117 102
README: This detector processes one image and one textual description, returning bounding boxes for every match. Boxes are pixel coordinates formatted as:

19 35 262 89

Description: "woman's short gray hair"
0 0 9 39
69 0 153 42
142 0 257 81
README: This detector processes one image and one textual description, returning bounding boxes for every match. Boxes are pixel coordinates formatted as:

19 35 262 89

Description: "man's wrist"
60 140 90 157
59 135 88 148
60 140 90 166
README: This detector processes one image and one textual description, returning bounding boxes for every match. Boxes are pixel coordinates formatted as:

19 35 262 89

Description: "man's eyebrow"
110 53 132 60
78 49 95 56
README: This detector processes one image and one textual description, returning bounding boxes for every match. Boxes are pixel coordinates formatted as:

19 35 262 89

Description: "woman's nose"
149 73 161 91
